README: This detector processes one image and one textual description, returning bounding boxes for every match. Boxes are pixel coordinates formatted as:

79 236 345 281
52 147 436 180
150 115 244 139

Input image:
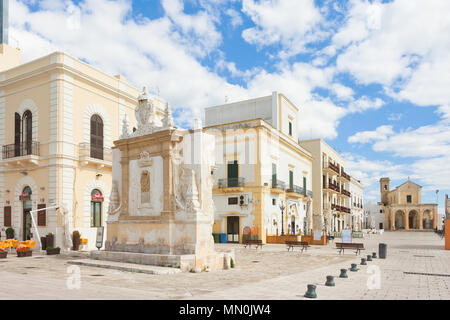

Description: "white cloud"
241 0 326 57
334 0 450 110
347 96 384 113
225 8 243 28
348 125 394 144
388 113 402 121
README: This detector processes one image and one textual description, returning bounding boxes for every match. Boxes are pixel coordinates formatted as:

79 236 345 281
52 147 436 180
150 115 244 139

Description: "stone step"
67 259 181 275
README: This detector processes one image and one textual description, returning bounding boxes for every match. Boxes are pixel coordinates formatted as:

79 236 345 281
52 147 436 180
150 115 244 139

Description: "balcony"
325 179 340 193
340 170 351 181
272 179 287 190
341 188 351 197
325 161 340 175
218 177 246 189
331 204 351 214
79 143 112 168
1 142 41 167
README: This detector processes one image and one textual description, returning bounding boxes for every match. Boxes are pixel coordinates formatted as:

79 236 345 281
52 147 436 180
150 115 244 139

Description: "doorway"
23 201 32 241
227 216 240 243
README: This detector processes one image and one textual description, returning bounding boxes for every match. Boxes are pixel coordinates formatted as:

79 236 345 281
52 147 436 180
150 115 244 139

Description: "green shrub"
6 228 14 239
230 257 235 268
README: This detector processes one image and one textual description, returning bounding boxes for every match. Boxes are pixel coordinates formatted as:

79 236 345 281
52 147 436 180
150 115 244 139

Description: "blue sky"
10 0 450 214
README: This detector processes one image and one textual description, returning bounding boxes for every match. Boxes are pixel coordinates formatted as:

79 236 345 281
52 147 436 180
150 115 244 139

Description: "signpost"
96 226 104 250
342 229 352 244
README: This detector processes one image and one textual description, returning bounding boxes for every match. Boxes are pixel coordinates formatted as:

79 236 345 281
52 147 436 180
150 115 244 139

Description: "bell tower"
380 177 390 206
0 0 8 44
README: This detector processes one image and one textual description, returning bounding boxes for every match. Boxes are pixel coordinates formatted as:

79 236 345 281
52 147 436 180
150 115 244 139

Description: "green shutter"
272 163 277 187
303 177 307 196
289 171 294 189
228 160 239 187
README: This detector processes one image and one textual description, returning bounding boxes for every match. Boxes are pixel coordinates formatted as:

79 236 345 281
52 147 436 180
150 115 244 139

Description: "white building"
363 201 385 230
349 177 364 231
205 92 314 243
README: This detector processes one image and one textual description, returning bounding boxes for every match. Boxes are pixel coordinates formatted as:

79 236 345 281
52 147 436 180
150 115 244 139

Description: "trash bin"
220 233 227 243
379 243 387 259
212 233 220 243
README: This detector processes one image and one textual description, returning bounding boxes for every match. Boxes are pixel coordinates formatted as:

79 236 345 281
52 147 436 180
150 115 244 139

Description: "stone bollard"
304 284 317 298
372 252 377 259
325 276 335 287
339 269 348 278
223 253 231 270
367 255 372 262
350 263 358 272
360 258 367 265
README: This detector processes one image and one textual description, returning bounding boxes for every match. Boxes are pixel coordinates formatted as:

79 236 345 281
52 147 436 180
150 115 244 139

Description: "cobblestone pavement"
0 231 448 300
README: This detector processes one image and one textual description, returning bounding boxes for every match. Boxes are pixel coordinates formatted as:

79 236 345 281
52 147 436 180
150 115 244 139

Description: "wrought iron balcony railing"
2 141 40 160
218 177 246 188
272 180 287 190
79 143 112 162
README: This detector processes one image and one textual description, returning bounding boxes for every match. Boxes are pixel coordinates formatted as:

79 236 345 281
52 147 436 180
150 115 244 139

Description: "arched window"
14 113 21 157
22 110 33 155
91 189 103 227
90 114 104 160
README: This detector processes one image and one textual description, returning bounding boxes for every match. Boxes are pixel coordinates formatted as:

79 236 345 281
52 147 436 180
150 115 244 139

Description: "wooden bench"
243 239 264 249
335 242 365 255
285 241 310 252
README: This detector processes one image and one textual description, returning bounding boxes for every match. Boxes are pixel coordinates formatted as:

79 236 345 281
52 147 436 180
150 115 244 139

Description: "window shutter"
4 206 11 227
37 204 46 226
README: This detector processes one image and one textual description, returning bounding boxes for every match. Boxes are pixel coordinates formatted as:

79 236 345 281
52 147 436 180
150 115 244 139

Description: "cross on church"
0 0 8 44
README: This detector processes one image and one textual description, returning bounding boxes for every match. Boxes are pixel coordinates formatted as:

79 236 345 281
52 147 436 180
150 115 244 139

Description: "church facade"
379 178 438 231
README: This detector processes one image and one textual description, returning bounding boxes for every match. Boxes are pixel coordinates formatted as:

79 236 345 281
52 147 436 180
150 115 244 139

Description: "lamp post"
279 200 286 236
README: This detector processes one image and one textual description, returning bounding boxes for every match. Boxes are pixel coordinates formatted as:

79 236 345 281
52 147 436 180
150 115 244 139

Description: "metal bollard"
325 276 335 287
360 258 367 265
367 255 372 261
304 284 317 298
372 252 377 259
339 269 348 278
350 263 358 272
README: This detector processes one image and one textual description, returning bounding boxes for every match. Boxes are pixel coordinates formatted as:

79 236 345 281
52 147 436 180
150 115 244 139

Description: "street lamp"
279 200 286 236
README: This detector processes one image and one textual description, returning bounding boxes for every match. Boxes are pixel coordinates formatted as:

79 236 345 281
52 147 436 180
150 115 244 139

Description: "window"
289 170 294 190
384 185 387 191
90 189 103 227
406 195 412 203
272 199 276 206
303 177 307 196
90 114 104 160
272 163 277 188
227 160 239 187
37 204 46 227
4 206 11 227
289 122 293 136
228 197 238 205
22 110 32 155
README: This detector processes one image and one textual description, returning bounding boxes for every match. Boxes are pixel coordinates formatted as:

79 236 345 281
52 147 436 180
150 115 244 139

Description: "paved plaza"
0 231 449 300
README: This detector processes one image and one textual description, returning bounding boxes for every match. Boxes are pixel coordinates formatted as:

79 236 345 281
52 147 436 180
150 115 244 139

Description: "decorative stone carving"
138 151 153 167
120 114 130 139
185 169 201 214
107 181 121 222
162 102 175 129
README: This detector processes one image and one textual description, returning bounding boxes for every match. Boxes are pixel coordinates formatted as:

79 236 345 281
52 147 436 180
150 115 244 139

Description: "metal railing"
2 141 40 159
341 188 351 197
79 143 112 162
341 170 351 180
218 177 246 188
272 179 287 190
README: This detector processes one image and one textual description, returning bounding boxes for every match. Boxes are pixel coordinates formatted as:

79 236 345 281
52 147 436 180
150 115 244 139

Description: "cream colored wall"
0 44 22 72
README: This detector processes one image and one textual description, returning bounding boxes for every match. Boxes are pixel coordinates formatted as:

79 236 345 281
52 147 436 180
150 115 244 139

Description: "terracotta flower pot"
17 251 32 258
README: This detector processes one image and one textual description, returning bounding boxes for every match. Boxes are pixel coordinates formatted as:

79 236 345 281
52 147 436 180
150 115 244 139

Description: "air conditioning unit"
240 194 249 206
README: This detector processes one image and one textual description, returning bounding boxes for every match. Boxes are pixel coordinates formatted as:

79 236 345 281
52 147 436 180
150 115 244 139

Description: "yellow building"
205 93 313 244
380 178 438 230
298 139 353 234
0 23 169 248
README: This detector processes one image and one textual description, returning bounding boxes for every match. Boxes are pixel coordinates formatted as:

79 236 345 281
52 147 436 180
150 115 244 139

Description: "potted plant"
6 228 14 240
0 248 7 259
17 247 32 258
46 247 61 255
72 231 81 251
46 232 55 248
